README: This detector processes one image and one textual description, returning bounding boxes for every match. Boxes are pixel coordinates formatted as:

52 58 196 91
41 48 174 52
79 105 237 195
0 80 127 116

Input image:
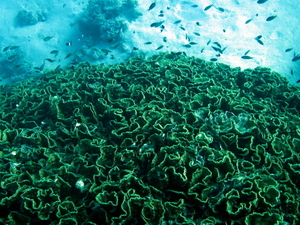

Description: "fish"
255 35 262 40
147 2 156 11
189 42 197 45
66 41 72 46
150 21 165 27
256 39 264 45
101 49 112 54
144 41 152 45
191 4 198 8
158 13 164 17
7 54 17 60
65 52 73 59
207 39 211 45
245 18 253 24
44 36 54 41
257 0 268 4
10 46 19 50
291 69 294 75
156 45 164 50
2 45 11 51
218 7 225 12
182 44 192 48
296 79 300 83
213 42 221 48
174 20 181 24
196 22 201 26
163 37 167 42
200 48 205 53
50 50 59 54
193 32 201 36
221 47 227 53
266 15 277 21
179 26 185 30
45 58 56 62
244 50 251 55
133 47 139 51
185 34 190 41
204 4 213 11
241 55 253 59
292 54 300 62
210 58 218 61
211 46 222 53
285 48 293 52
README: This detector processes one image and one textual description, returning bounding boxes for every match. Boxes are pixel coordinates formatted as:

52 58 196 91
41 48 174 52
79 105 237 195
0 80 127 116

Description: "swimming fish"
182 44 192 48
147 2 156 11
241 55 253 59
10 46 19 50
156 45 164 50
218 7 225 12
244 50 251 55
144 41 152 45
204 4 214 11
163 37 167 42
196 22 201 26
257 0 268 4
210 58 218 61
285 48 293 52
65 52 73 59
2 45 11 51
174 20 181 24
150 21 164 27
44 36 54 41
292 54 300 62
213 42 221 48
45 58 56 62
189 42 197 45
50 50 59 54
191 4 198 8
193 32 201 36
266 15 277 21
245 18 253 24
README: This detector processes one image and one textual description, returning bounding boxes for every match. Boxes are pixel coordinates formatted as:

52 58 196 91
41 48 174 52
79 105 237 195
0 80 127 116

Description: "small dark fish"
189 42 197 45
50 50 59 54
244 50 251 55
63 4 66 8
66 41 72 46
255 35 262 40
266 15 277 21
182 44 192 48
133 47 139 51
204 4 213 11
191 4 198 8
163 37 167 42
256 39 264 45
207 39 211 45
296 79 300 83
2 46 11 52
45 58 56 62
185 34 190 41
218 7 225 12
211 46 222 53
7 54 17 60
285 48 293 52
221 47 227 53
213 42 221 48
291 69 294 75
174 20 181 24
257 0 268 4
200 48 205 53
196 22 201 26
101 49 112 53
156 45 164 50
10 46 19 50
65 52 73 59
144 41 152 45
241 55 253 59
292 55 300 62
210 58 218 62
44 36 54 41
158 13 164 17
147 2 156 11
193 32 201 36
245 18 253 24
179 26 185 30
150 21 164 27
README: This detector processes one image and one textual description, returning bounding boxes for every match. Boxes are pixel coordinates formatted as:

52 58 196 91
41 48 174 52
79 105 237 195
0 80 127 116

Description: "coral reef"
0 53 300 224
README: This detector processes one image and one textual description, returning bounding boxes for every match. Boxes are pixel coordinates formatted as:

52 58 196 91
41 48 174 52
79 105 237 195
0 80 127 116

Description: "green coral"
0 53 300 224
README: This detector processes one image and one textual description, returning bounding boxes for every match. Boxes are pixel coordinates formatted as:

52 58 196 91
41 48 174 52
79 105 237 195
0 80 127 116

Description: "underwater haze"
0 0 300 224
